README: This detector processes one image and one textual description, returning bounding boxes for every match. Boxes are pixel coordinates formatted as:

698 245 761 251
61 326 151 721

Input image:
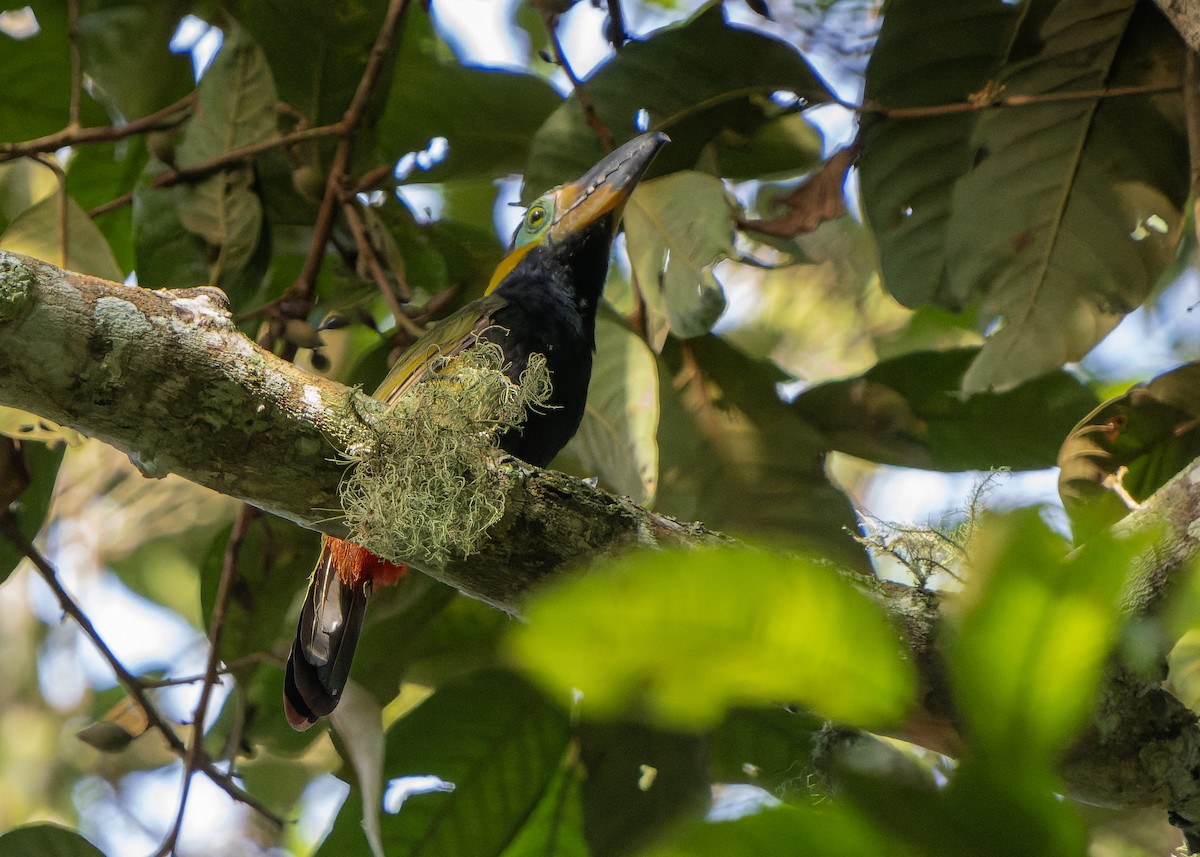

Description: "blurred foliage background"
2 0 1200 854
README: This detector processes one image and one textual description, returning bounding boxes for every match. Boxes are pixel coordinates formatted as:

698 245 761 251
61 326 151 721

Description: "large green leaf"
656 336 866 572
241 0 385 128
132 162 212 289
951 511 1139 766
509 547 915 730
499 760 588 857
624 172 734 341
377 6 561 181
1058 362 1200 538
578 722 709 857
318 670 569 857
640 799 900 857
77 0 192 120
172 20 277 285
559 312 660 504
792 347 1097 471
0 2 71 142
860 0 1187 393
524 3 832 195
0 824 104 857
0 194 123 281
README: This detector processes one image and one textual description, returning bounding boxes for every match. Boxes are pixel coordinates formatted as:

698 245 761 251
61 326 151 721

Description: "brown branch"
151 122 343 189
862 81 1181 121
0 94 194 162
339 196 422 338
294 0 412 303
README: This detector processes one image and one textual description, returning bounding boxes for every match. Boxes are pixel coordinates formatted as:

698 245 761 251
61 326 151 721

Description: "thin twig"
859 80 1181 120
0 94 194 162
153 122 343 189
339 196 422 338
604 0 627 48
67 0 81 131
158 506 259 856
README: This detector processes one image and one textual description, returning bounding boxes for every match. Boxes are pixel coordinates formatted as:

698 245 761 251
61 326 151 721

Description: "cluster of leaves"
1 0 1199 855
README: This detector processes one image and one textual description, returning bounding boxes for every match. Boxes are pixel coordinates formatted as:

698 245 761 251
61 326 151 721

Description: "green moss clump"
339 340 552 569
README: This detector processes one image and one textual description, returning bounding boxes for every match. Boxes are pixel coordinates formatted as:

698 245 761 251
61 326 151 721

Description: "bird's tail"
283 536 405 730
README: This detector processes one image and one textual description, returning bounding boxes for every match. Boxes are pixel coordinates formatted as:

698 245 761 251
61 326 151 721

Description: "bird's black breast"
485 275 595 468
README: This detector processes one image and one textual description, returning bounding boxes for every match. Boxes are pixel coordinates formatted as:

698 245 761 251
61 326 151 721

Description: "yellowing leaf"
1 195 122 281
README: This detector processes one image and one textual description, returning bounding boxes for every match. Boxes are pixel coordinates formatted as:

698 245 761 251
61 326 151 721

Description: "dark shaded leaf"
793 347 1097 471
707 707 824 799
1058 362 1200 537
524 4 832 196
579 722 709 857
0 439 64 584
656 336 867 571
318 670 570 857
0 2 71 142
0 824 105 857
77 0 192 120
378 6 561 181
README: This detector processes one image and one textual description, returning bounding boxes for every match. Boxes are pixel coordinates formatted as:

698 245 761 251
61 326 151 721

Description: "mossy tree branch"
7 251 1200 823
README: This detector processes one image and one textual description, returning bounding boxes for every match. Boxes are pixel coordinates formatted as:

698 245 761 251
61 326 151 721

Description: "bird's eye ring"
527 206 546 227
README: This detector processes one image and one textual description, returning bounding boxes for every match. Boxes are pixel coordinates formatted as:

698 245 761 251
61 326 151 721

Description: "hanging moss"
339 340 552 568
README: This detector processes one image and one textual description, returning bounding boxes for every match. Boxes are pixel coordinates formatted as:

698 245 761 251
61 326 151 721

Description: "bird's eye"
527 206 546 228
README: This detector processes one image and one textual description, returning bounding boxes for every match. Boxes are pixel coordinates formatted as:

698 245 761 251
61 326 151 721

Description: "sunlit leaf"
860 0 1186 392
950 511 1139 766
624 172 733 341
509 548 914 730
525 4 832 194
0 195 122 281
318 670 569 857
793 347 1097 471
1059 362 1200 537
0 824 105 857
0 158 57 226
560 313 659 503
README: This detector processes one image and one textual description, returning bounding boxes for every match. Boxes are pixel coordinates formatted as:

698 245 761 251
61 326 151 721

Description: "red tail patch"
329 539 409 588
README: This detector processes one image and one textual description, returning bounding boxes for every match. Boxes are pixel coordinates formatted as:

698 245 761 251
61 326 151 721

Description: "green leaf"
950 511 1137 766
656 336 866 572
500 760 589 857
559 313 659 503
640 803 899 857
0 158 58 225
132 164 211 289
377 6 561 181
707 707 824 799
709 112 823 182
524 3 832 194
792 347 1098 471
578 722 709 857
1058 362 1200 538
242 0 385 127
77 0 192 119
0 195 123 281
173 20 277 285
0 824 104 857
66 138 149 275
318 670 570 857
0 439 65 585
0 2 71 142
860 0 1187 392
509 547 915 730
624 173 733 340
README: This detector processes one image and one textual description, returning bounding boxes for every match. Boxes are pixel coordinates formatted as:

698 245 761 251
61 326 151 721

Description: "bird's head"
486 131 669 304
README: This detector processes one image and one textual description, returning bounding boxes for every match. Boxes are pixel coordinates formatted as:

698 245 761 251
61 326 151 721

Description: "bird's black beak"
548 131 670 241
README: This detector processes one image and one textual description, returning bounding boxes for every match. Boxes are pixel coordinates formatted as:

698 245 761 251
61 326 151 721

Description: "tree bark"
4 251 1200 820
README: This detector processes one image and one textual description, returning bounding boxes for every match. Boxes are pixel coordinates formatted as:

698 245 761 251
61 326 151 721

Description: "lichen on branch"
339 340 552 568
